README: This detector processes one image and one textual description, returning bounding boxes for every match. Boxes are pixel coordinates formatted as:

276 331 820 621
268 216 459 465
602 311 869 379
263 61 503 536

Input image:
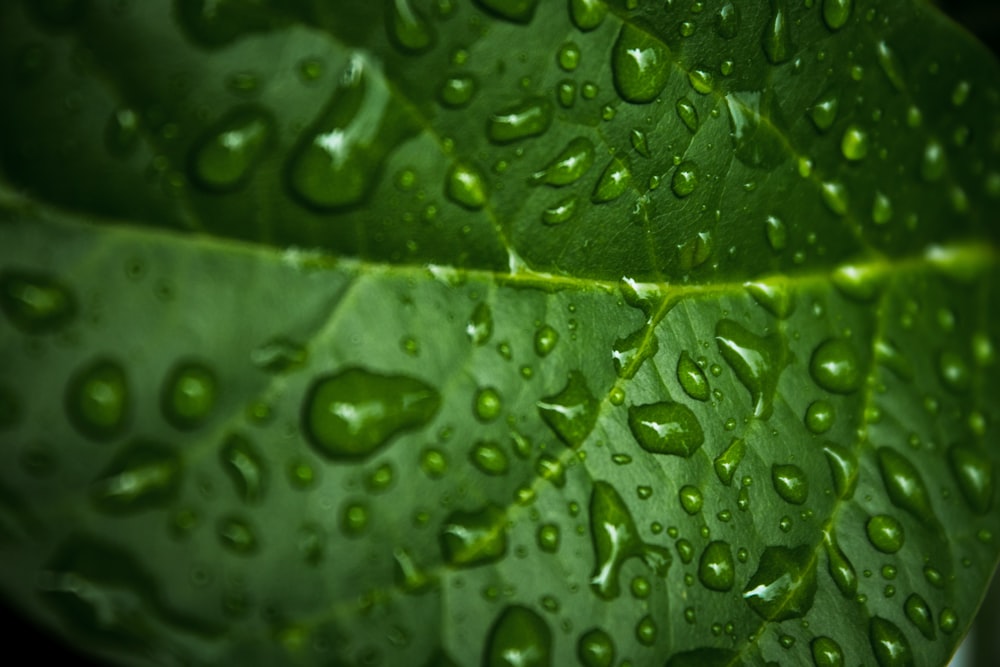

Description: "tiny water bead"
866 514 905 553
822 0 852 30
612 23 671 104
189 106 274 192
824 533 858 598
761 0 794 64
0 270 76 334
557 42 581 71
161 360 218 430
809 338 862 394
840 123 869 161
466 302 493 345
676 97 699 132
627 401 704 457
65 358 130 441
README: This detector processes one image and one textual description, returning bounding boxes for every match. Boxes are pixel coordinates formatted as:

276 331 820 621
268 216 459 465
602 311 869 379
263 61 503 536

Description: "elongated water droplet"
921 139 947 182
820 181 849 216
91 440 181 514
0 271 76 334
869 616 913 667
671 161 699 197
302 367 440 460
467 302 493 345
876 447 934 522
471 440 509 476
485 605 551 667
592 156 632 203
698 541 735 591
824 531 857 598
65 358 129 442
822 0 852 30
872 191 893 225
876 41 906 91
287 55 414 209
677 231 712 270
250 338 307 373
161 361 217 430
948 444 993 514
745 280 794 319
677 352 710 401
765 215 787 251
387 0 435 53
577 628 615 667
475 0 540 23
589 480 671 599
727 91 787 169
832 263 882 302
716 319 784 418
627 401 704 457
904 593 935 640
537 371 599 448
629 129 651 157
446 161 489 210
715 3 739 39
190 106 274 192
612 327 658 379
531 137 595 186
612 24 671 104
823 443 858 499
541 196 578 225
866 514 905 553
714 438 745 485
439 503 507 566
743 545 817 621
761 0 794 64
220 433 266 503
811 636 844 667
772 464 808 505
488 97 553 144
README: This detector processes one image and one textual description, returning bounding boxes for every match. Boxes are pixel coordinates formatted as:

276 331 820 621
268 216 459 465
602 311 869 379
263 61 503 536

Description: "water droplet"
0 270 76 334
250 338 307 373
822 0 852 30
531 137 595 187
217 515 258 554
714 437 746 485
671 161 699 197
365 462 395 493
287 55 414 209
220 433 265 503
866 514 904 553
612 327 658 379
745 280 794 319
577 628 615 667
91 440 181 514
937 350 970 393
698 540 735 591
948 444 993 514
446 161 489 210
592 156 632 203
630 129 651 157
467 302 493 345
726 90 788 169
340 501 370 536
679 485 703 514
687 67 714 94
635 615 657 646
940 608 958 634
537 523 561 553
824 531 857 598
439 503 507 566
771 464 809 505
161 361 217 430
541 195 579 225
471 440 509 475
534 325 559 356
811 636 844 667
674 97 699 133
105 108 140 157
438 75 477 108
569 0 608 31
765 215 788 251
611 24 671 104
823 443 858 499
820 181 849 216
533 371 601 450
190 106 274 192
488 97 553 144
832 263 882 302
677 352 710 401
840 123 869 161
475 0 540 23
387 0 435 52
65 358 129 442
716 319 784 418
474 386 503 422
877 447 934 522
302 367 440 460
805 400 834 434
869 616 913 667
485 605 551 667
921 139 946 182
809 90 839 131
589 481 671 599
761 0 794 64
743 545 817 621
715 2 740 39
876 41 906 91
627 401 704 457
904 593 935 640
557 42 582 71
809 338 862 394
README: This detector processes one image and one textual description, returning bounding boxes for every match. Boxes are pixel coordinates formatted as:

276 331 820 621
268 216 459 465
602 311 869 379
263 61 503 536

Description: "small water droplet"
627 401 705 457
557 42 582 71
612 24 671 104
534 325 559 356
446 161 489 210
630 129 651 157
488 97 553 144
921 139 946 182
65 358 129 442
824 531 857 598
592 156 632 203
869 616 913 667
698 540 735 591
877 447 934 522
0 270 76 334
671 161 699 197
677 352 710 401
805 400 834 434
904 593 935 640
948 444 993 514
832 263 882 302
840 123 869 161
541 196 579 225
530 137 595 187
467 302 493 345
537 523 560 553
675 97 699 132
714 437 746 485
438 75 477 108
715 2 740 38
876 41 906 91
761 0 794 64
716 319 784 418
91 439 181 514
679 485 703 514
189 106 274 192
745 280 794 318
809 90 839 131
820 181 849 216
537 371 599 448
772 464 809 505
250 338 307 373
439 503 507 566
765 215 788 251
866 514 905 553
387 0 435 52
612 327 658 379
811 636 844 667
577 628 615 667
474 386 503 422
743 545 817 621
822 0 852 30
471 440 509 475
217 515 258 554
161 361 217 430
220 433 266 503
569 0 608 30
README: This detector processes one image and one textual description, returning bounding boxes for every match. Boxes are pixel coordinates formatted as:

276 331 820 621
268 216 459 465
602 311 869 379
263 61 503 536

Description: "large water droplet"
91 440 181 514
439 503 507 567
537 371 599 448
287 55 414 209
627 401 704 457
948 444 993 514
189 106 274 192
698 540 735 591
531 137 595 187
577 628 615 667
726 90 788 169
824 531 857 598
761 0 794 64
866 514 905 553
65 358 129 442
0 271 76 334
743 545 817 621
611 24 671 104
474 0 540 23
485 605 552 667
488 98 553 144
869 616 913 667
716 319 784 418
876 447 934 522
677 351 710 401
810 338 862 394
589 480 671 599
161 361 217 431
220 433 266 503
771 464 809 505
302 367 440 460
714 437 745 486
822 0 852 30
612 327 658 379
591 156 632 203
387 0 435 52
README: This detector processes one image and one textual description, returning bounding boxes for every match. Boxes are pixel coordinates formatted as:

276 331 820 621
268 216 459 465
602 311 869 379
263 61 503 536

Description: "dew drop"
627 401 705 457
488 98 553 144
765 215 788 252
840 123 869 161
715 2 739 39
921 139 946 182
947 444 993 514
91 440 181 514
474 386 503 422
698 540 735 591
876 42 906 91
65 358 129 442
541 196 578 225
302 367 440 460
161 361 217 431
484 604 552 666
446 162 489 210
771 464 809 505
832 263 882 302
937 350 971 393
876 447 934 522
534 325 559 357
0 270 76 334
824 531 857 598
537 371 599 448
537 523 560 553
569 0 608 31
805 400 834 434
866 514 904 553
822 0 852 30
387 0 435 53
439 503 507 567
743 545 817 621
557 42 582 71
809 338 862 394
591 156 632 203
635 615 657 646
716 319 784 418
611 24 671 104
438 75 477 108
904 593 935 640
531 137 595 187
471 440 509 475
578 628 615 667
820 181 849 216
810 90 839 131
714 437 746 486
869 616 913 667
745 280 794 319
218 515 258 554
677 352 710 401
612 327 658 379
679 485 703 514
466 302 493 345
671 161 699 198
761 0 794 64
220 433 266 503
190 106 274 192
811 636 844 667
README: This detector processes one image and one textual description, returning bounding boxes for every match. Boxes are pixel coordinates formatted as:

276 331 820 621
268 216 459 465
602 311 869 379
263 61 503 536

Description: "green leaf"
1 1 999 666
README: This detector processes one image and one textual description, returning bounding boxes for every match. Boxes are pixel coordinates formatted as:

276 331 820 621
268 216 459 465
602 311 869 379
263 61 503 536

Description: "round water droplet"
869 616 913 667
677 352 710 401
65 358 129 442
569 0 608 30
189 106 274 192
921 139 946 182
537 371 599 448
485 605 552 667
761 0 794 64
340 501 370 536
0 270 76 334
937 350 970 393
866 514 904 553
805 400 834 434
840 124 869 161
474 387 503 422
440 504 507 566
772 464 809 505
218 515 258 554
161 361 217 430
627 401 704 457
698 540 735 591
940 608 958 634
716 319 784 418
387 0 435 53
488 98 553 144
743 545 817 621
365 462 395 493
671 161 699 198
91 439 181 514
439 75 477 108
611 24 671 104
948 444 993 514
822 0 852 30
810 91 839 131
591 156 632 203
302 367 440 460
679 485 703 514
635 615 657 646
558 42 582 71
220 432 266 503
537 523 560 553
534 325 559 356
531 137 595 187
578 627 615 667
810 338 862 394
446 162 489 210
474 0 540 23
471 440 509 475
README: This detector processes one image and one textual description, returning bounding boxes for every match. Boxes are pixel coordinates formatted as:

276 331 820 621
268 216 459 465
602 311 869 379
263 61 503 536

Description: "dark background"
1 1 999 665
